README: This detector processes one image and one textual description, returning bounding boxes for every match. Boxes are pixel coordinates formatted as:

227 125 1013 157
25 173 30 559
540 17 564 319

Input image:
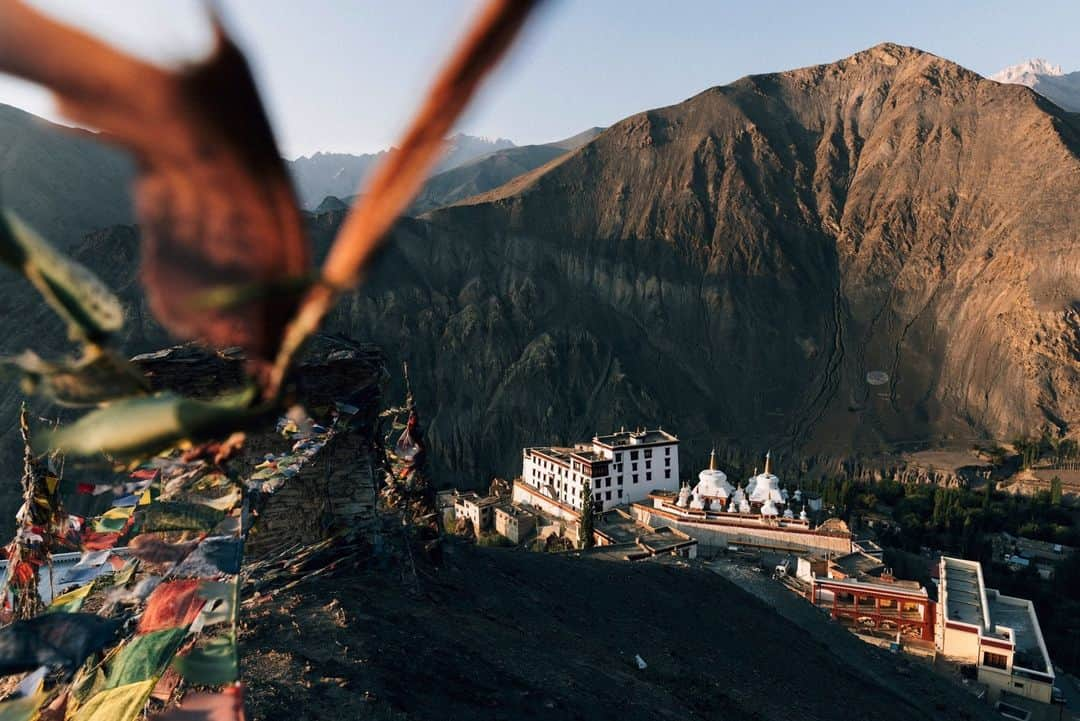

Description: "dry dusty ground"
238 536 998 721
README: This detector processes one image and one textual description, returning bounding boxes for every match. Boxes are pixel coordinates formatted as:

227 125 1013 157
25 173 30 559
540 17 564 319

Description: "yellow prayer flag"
71 680 155 721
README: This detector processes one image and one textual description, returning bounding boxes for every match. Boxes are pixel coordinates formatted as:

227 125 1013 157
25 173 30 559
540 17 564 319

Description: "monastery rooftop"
593 429 677 448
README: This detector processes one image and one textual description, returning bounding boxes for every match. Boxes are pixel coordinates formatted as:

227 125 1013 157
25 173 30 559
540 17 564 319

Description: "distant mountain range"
992 58 1080 112
287 133 515 209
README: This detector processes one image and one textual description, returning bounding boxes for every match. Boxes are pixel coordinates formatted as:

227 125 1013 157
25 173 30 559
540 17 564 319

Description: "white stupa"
760 498 780 517
739 497 752 513
676 483 691 508
727 499 739 513
748 452 784 505
782 507 794 519
689 487 705 511
693 449 733 508
799 507 808 522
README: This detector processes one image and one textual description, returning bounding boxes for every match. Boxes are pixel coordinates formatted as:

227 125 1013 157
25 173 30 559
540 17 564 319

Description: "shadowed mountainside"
0 103 133 248
406 127 605 214
242 541 996 721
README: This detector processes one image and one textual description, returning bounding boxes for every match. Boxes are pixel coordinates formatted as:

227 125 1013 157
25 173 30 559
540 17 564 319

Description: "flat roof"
831 551 885 579
495 504 534 519
592 429 678 448
987 593 1050 674
942 557 986 627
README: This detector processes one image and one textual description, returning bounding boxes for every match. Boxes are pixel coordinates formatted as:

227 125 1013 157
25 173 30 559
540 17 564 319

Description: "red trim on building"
980 638 1014 651
640 502 841 538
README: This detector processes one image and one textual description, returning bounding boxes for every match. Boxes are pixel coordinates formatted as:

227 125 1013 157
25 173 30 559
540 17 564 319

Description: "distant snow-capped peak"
991 58 1064 86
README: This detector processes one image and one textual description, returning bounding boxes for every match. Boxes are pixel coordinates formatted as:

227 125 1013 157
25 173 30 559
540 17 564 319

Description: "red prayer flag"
138 579 207 634
81 530 122 551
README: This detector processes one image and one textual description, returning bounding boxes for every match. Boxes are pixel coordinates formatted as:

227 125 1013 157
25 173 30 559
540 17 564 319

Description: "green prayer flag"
172 634 238 685
72 679 155 721
131 501 225 533
104 627 186 690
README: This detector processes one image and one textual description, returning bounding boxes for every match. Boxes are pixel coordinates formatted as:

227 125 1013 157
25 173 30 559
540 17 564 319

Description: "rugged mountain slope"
992 59 1080 112
0 103 132 248
407 128 604 214
289 134 515 209
2 44 1078 492
333 42 1080 483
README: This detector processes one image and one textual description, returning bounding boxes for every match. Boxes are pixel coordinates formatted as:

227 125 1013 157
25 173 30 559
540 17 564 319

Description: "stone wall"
132 339 386 557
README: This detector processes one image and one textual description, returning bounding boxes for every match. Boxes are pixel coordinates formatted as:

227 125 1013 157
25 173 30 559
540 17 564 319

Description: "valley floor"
239 536 997 721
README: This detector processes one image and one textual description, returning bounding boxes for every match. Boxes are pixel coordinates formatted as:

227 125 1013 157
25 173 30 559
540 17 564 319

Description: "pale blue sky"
2 0 1079 158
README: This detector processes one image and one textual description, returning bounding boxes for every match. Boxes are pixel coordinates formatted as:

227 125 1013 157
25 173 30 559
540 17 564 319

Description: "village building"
807 551 935 643
515 428 680 520
453 491 503 534
936 557 1055 710
494 505 536 544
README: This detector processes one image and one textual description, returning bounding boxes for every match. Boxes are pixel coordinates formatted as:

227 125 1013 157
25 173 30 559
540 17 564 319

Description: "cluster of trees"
801 476 1077 557
1008 432 1080 470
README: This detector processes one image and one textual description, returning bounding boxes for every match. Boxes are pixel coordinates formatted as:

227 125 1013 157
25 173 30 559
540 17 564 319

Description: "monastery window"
665 447 671 456
617 477 623 485
630 451 639 460
664 470 670 479
618 489 623 499
605 478 611 488
645 460 651 469
633 474 639 483
595 493 602 503
983 652 1008 670
632 462 638 471
606 491 612 501
646 472 652 481
644 449 652 458
665 457 671 467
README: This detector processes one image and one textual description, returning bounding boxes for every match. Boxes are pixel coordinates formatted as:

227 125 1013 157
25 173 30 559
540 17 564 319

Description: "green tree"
578 480 595 550
1051 475 1064 506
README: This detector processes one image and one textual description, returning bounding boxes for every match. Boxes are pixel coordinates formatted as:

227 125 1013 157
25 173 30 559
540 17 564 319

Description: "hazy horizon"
1 0 1079 158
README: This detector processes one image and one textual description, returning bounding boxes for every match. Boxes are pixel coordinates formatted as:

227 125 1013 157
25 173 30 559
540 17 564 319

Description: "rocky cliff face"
2 43 1078 493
